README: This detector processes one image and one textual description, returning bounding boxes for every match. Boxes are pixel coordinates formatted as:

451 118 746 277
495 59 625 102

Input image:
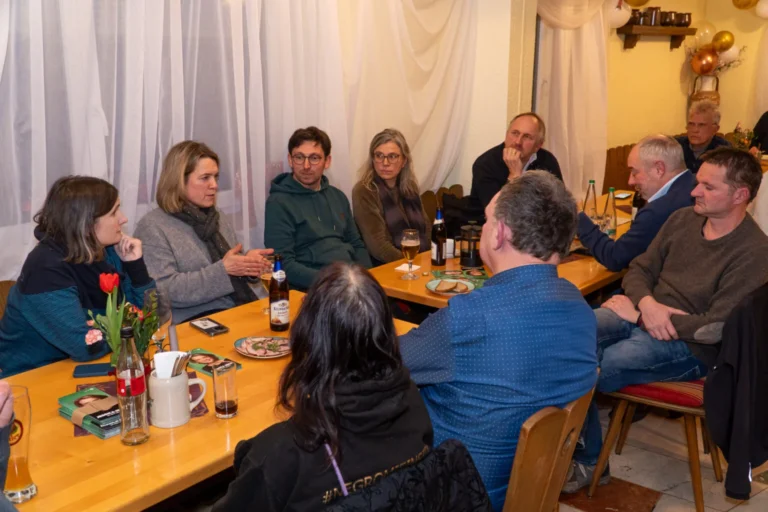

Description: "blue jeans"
573 308 708 465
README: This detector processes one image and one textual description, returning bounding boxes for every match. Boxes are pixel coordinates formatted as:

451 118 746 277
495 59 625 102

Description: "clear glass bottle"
603 187 618 239
116 326 150 446
583 179 599 221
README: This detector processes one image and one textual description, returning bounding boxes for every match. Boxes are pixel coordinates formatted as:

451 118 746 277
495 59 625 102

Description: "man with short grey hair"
400 171 598 510
676 100 730 173
577 134 696 271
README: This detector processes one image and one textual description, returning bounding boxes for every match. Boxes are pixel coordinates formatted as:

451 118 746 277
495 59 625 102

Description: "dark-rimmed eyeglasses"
373 152 402 164
291 153 324 165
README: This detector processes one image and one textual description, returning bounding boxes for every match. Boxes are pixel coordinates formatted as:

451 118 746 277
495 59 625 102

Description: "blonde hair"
359 129 420 198
156 141 220 213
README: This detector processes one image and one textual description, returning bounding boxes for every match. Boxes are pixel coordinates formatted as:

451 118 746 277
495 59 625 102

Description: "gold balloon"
625 0 650 6
732 0 759 9
712 31 735 52
691 48 720 76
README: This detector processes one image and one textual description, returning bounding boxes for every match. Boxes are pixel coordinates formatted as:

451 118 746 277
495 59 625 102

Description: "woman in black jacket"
213 262 433 511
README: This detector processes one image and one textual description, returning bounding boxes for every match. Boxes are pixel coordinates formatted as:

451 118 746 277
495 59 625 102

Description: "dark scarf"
171 204 256 306
374 175 429 252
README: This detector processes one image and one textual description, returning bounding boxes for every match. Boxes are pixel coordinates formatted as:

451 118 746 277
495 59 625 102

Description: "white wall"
444 0 514 191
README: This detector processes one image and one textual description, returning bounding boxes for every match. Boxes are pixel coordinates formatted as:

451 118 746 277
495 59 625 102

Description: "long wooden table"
369 191 633 309
9 291 416 512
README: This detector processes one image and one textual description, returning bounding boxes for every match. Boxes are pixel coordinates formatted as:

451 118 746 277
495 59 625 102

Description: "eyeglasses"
373 152 402 164
291 153 324 166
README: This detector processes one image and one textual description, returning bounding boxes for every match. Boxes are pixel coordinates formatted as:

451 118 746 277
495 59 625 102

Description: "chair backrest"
603 144 634 194
503 382 597 512
325 439 492 511
0 280 16 320
448 183 464 199
421 189 438 226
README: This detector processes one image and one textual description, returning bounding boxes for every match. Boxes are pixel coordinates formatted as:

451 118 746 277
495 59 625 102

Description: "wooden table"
369 191 633 309
9 291 416 512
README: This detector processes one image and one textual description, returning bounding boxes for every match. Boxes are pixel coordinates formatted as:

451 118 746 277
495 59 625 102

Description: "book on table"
58 387 121 439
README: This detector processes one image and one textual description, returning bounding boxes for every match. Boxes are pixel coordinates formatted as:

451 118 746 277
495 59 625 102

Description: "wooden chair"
503 381 597 512
421 190 438 226
0 280 15 320
448 184 464 199
602 144 634 194
588 380 722 512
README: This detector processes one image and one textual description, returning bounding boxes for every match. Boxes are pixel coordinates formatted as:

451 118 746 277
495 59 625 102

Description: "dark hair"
287 126 332 157
494 171 577 260
74 394 103 408
34 176 119 264
278 262 401 457
701 147 763 202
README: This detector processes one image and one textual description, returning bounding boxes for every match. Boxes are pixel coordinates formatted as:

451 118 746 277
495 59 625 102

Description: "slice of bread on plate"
435 280 457 293
454 282 469 293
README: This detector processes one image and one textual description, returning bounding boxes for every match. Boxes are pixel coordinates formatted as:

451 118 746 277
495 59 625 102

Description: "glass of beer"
259 255 275 315
4 386 37 504
400 229 420 280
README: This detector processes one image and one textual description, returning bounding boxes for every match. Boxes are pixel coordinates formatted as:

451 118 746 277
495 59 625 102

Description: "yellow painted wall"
607 1 767 148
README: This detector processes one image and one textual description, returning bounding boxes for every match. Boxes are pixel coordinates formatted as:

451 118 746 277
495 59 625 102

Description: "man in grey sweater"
564 147 768 492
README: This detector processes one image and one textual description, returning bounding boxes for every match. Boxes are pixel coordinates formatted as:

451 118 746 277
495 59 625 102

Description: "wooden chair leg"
615 402 636 455
683 415 705 512
700 417 711 455
588 400 628 498
701 420 723 483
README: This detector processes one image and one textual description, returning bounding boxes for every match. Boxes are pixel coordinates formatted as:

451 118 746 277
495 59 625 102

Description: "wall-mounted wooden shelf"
616 25 698 50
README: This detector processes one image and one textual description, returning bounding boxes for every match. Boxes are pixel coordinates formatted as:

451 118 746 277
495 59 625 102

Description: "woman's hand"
246 248 275 274
602 294 641 324
116 235 143 262
223 244 264 277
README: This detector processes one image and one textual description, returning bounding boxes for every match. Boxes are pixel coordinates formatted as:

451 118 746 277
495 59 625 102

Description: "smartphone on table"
190 317 230 337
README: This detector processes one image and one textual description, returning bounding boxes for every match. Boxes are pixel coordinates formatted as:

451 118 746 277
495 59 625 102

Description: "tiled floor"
559 407 768 511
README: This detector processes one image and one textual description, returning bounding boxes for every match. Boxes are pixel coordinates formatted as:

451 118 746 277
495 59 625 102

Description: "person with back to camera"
212 262 433 511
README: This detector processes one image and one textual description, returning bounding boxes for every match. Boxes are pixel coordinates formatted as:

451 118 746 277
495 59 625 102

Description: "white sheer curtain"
755 27 768 122
535 0 609 196
0 0 476 280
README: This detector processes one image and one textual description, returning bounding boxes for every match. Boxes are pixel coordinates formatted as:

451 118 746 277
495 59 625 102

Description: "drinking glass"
400 229 420 281
144 288 172 353
259 255 275 315
213 361 238 419
4 386 37 504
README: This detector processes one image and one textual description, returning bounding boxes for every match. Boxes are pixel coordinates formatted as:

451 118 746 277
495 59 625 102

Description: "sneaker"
561 461 610 494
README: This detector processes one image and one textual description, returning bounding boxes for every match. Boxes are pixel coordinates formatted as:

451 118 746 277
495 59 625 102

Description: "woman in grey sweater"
135 141 272 324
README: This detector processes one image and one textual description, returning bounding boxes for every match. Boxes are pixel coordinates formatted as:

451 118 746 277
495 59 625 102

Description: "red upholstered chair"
588 380 722 512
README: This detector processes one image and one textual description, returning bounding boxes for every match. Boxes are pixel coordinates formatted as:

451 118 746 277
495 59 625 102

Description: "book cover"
187 348 241 377
58 387 121 425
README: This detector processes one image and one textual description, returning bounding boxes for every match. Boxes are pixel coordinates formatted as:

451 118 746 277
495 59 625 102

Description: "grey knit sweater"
134 208 246 324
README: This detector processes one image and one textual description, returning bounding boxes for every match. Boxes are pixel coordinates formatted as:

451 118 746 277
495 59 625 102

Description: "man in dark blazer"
467 112 562 211
676 100 730 173
577 135 696 271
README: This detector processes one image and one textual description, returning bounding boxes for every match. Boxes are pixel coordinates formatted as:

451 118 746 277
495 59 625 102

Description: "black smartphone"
190 317 230 337
73 363 113 378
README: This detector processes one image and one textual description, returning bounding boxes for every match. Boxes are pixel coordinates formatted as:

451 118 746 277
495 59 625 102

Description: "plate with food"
234 337 291 359
425 278 475 296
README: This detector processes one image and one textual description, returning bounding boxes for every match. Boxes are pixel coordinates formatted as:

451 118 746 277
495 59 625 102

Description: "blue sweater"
399 265 597 511
0 239 155 377
676 135 731 174
577 170 696 272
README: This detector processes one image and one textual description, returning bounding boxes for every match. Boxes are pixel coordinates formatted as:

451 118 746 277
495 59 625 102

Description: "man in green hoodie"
265 126 372 290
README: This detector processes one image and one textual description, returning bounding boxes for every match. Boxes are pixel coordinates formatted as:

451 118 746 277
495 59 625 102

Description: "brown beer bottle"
269 254 289 332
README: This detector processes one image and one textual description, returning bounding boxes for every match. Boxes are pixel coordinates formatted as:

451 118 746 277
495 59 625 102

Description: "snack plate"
425 278 475 297
234 337 290 359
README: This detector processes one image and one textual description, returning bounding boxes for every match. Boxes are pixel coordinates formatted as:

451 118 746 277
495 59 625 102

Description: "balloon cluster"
690 22 741 76
733 0 768 19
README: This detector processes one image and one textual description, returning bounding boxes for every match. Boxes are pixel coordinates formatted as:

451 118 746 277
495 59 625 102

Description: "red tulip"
99 273 120 294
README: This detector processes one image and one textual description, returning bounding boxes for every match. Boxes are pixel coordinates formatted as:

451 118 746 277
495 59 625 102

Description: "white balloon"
756 0 768 19
608 2 632 29
718 45 740 65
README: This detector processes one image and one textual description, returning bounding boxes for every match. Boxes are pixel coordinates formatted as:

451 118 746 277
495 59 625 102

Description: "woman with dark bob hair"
213 262 433 511
0 177 155 377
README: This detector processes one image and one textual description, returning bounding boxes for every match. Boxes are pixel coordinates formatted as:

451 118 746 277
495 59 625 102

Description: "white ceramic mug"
149 371 206 428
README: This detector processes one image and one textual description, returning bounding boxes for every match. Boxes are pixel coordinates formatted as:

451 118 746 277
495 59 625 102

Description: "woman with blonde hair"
352 129 430 265
134 141 272 323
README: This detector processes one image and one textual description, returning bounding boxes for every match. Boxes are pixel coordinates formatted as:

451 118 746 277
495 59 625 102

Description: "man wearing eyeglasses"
676 100 730 174
466 112 563 211
265 126 371 291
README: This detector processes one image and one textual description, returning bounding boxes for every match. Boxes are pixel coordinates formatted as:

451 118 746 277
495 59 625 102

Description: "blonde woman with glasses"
352 129 431 265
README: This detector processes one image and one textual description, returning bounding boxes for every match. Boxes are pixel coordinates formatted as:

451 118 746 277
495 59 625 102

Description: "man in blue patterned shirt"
399 171 598 511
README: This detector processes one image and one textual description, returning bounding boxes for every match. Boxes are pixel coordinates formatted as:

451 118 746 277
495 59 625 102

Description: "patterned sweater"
0 238 154 377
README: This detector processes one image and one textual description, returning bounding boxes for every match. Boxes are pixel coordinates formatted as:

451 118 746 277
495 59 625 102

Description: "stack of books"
59 387 121 439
